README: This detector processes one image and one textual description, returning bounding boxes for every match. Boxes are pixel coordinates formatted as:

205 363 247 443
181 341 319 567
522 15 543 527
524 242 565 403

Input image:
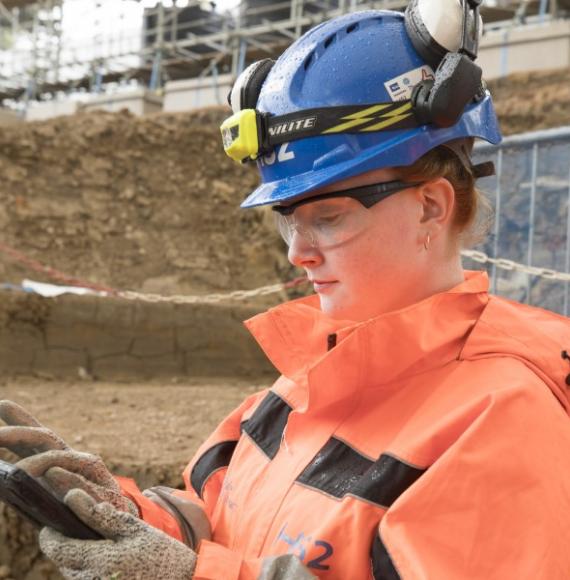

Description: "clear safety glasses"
272 180 424 249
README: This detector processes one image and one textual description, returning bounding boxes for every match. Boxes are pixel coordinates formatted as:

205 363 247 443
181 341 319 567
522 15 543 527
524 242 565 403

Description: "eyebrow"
272 180 424 216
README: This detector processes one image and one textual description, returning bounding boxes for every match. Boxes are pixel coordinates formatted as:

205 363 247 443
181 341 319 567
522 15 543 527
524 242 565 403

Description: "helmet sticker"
259 143 296 166
384 65 434 102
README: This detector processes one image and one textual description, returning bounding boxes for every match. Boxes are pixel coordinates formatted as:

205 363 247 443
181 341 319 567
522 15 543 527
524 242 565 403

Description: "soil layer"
0 107 296 296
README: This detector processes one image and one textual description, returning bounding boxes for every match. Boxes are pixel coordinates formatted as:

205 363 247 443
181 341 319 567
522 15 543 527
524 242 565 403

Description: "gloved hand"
0 400 137 516
40 489 197 580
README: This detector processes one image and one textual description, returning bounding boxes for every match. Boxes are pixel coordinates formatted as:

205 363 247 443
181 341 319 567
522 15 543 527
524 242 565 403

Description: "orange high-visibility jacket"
119 271 570 579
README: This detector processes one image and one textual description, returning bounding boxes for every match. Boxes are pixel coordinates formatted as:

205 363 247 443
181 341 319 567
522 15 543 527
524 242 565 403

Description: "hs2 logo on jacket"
275 522 334 572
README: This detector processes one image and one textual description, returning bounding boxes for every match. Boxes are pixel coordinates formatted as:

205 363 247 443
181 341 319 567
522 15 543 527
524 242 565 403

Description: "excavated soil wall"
0 106 294 295
486 68 570 136
0 291 276 380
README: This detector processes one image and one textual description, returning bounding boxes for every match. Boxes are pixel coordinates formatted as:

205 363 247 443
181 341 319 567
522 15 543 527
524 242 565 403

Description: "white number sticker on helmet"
278 143 295 162
260 143 296 166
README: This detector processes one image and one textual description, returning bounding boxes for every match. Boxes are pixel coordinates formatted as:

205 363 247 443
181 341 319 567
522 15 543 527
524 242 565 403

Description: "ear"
414 178 456 240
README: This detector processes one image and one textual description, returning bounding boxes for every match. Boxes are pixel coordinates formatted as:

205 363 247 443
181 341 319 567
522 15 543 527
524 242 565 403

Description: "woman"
2 4 570 579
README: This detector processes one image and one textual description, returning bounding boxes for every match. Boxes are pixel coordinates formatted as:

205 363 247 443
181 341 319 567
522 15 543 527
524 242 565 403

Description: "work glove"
259 556 318 580
0 400 137 516
40 488 197 580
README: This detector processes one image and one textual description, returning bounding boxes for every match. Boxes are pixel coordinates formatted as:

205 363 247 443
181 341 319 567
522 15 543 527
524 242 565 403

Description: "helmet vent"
302 20 362 72
324 34 335 49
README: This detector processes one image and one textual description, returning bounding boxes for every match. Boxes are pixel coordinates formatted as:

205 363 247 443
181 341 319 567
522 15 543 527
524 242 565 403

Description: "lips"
311 279 338 293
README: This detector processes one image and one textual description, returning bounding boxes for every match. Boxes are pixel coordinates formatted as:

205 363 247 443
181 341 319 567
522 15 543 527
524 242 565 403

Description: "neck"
425 255 465 296
385 246 465 315
412 240 466 306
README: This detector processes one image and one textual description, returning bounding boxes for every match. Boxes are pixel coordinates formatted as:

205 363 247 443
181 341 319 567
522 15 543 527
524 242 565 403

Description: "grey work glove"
259 556 318 580
0 400 137 516
40 488 197 580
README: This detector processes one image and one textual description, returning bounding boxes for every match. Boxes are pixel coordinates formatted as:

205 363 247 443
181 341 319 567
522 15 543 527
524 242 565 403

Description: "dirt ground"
1 68 569 295
0 378 263 580
0 69 569 296
0 377 261 485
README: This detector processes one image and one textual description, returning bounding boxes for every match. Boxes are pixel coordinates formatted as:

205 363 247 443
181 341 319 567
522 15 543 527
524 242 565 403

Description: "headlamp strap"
258 100 419 154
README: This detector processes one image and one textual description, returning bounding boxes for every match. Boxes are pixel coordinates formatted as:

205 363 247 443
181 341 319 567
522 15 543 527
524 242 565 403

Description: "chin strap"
441 139 495 179
472 161 496 179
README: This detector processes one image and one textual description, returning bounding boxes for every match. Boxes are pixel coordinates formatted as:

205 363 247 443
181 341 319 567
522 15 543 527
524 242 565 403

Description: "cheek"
316 202 422 320
358 219 416 270
332 215 419 296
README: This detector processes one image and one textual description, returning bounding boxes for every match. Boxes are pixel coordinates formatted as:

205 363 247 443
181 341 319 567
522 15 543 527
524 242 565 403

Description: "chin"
318 294 357 321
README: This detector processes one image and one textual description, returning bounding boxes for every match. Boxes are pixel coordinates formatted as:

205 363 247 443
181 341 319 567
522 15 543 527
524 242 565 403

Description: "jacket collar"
245 271 490 412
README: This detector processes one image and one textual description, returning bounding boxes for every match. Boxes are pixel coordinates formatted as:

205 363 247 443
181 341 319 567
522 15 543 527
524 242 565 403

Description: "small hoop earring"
424 234 431 251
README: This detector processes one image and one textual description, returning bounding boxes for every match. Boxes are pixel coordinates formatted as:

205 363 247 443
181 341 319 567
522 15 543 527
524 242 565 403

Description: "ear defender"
405 0 485 127
227 58 275 113
222 59 275 163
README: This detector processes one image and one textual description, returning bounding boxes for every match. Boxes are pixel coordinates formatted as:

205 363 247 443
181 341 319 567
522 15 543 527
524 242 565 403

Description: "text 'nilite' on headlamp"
220 101 418 163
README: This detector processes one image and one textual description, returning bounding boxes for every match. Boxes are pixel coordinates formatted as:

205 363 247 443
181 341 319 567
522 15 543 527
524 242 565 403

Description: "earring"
424 234 431 251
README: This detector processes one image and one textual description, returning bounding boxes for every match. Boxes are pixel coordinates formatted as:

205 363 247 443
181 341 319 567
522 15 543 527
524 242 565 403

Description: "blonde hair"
395 140 493 249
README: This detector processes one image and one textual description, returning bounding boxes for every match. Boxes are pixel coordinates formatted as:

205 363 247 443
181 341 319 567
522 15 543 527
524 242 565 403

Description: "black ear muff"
412 52 482 127
241 59 275 110
228 58 275 113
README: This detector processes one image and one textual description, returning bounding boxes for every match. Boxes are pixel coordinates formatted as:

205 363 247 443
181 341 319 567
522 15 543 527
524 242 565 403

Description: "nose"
287 230 324 269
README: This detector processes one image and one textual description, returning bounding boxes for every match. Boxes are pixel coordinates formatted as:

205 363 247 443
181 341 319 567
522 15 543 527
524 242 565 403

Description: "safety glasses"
272 180 424 248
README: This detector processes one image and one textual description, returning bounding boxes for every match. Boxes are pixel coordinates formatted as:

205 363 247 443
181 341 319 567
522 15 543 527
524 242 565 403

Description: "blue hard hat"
241 10 502 209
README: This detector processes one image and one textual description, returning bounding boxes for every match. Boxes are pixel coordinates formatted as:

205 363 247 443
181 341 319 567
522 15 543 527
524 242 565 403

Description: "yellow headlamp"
220 101 420 164
220 109 261 163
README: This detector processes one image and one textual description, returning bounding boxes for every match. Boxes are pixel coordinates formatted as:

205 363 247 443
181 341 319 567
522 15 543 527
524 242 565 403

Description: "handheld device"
0 459 102 540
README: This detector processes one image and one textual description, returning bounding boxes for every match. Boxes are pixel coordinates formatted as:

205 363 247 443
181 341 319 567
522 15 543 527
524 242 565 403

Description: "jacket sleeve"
116 389 268 546
374 379 570 580
118 387 315 579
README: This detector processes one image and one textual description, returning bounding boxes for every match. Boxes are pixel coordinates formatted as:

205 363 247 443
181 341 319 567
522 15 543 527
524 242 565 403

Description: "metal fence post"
526 143 539 304
492 148 503 295
564 160 570 316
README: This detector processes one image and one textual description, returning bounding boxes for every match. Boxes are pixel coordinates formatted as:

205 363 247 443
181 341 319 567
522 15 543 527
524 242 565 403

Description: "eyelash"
315 214 343 227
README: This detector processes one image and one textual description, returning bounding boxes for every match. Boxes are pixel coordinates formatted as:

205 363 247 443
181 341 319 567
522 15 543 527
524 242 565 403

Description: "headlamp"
220 102 419 163
220 109 262 163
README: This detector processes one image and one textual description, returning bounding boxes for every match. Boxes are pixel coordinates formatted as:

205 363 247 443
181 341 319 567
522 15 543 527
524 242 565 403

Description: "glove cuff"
143 486 212 550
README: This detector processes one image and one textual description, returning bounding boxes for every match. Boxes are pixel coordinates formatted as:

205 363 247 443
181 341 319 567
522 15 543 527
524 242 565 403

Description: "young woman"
2 4 570 579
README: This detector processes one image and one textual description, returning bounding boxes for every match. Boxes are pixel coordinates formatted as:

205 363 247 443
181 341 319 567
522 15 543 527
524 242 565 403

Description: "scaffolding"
0 0 63 102
0 0 568 105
